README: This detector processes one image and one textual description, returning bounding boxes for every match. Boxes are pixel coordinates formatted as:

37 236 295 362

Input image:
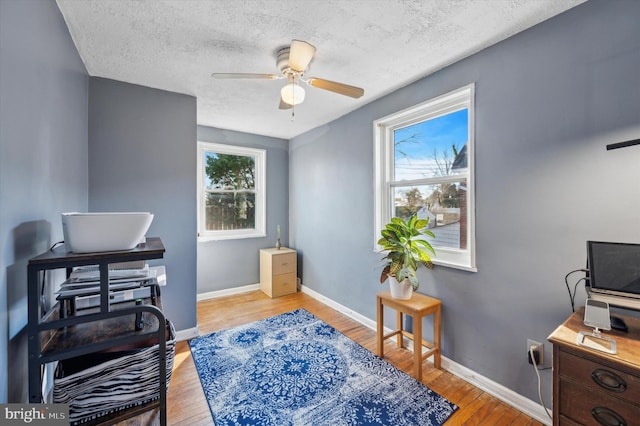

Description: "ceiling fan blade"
212 73 280 80
289 40 316 72
306 77 364 98
279 99 293 110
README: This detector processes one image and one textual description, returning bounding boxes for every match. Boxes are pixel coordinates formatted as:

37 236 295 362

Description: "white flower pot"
389 276 413 300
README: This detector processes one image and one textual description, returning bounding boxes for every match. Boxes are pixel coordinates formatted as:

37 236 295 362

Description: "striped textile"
53 320 175 425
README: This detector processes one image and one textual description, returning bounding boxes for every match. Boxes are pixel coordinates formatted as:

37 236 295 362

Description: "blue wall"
290 0 640 404
0 0 89 402
196 126 289 293
88 77 198 333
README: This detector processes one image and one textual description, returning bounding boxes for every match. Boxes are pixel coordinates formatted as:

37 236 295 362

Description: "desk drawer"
559 350 640 406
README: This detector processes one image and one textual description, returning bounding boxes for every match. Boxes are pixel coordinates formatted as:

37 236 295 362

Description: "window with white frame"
374 84 476 271
197 142 266 241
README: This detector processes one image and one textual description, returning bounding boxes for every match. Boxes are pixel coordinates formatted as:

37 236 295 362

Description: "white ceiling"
56 0 586 140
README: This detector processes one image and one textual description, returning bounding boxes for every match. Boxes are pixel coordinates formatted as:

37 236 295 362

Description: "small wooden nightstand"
376 291 442 380
548 308 640 425
260 248 297 298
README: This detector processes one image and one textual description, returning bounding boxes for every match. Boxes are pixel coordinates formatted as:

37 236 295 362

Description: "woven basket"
53 320 176 425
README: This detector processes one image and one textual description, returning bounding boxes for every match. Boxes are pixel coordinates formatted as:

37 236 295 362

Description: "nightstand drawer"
559 378 639 425
271 272 296 297
559 350 640 405
272 253 296 275
557 414 582 426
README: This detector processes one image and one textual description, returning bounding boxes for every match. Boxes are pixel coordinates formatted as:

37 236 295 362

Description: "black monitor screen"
587 241 640 297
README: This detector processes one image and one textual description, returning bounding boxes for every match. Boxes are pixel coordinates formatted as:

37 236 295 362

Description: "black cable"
41 265 47 314
564 269 588 312
42 241 64 297
41 241 65 314
573 277 587 303
50 241 64 251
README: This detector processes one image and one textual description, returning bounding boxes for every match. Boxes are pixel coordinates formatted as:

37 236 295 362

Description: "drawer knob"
591 369 627 392
591 406 626 426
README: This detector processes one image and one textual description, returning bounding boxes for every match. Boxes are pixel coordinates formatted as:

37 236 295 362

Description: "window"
374 84 476 271
197 142 266 241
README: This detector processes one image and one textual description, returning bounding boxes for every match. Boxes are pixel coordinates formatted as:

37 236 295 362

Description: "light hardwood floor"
162 290 544 425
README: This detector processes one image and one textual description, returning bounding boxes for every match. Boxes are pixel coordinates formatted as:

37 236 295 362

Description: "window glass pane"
198 141 266 240
393 108 468 181
392 181 468 250
205 192 256 231
204 152 255 191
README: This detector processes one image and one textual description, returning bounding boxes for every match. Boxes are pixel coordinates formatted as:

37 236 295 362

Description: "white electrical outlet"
527 339 544 366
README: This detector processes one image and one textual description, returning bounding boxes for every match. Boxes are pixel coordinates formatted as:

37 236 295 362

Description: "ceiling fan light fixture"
281 82 305 106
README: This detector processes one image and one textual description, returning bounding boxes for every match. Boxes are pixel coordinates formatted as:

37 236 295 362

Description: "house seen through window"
374 84 476 271
197 142 266 240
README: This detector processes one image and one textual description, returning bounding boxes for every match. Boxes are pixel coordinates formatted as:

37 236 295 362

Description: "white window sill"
198 232 266 242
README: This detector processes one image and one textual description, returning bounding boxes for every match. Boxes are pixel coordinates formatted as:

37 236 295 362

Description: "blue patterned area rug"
189 308 457 426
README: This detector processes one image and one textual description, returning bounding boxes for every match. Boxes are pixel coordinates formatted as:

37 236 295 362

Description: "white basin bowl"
62 212 154 253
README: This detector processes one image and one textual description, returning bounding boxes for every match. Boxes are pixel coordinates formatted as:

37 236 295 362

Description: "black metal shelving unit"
27 237 168 425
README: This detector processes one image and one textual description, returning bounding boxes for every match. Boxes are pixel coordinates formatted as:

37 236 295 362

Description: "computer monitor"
587 241 640 311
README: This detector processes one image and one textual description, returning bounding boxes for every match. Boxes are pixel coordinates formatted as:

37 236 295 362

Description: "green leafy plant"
378 215 436 290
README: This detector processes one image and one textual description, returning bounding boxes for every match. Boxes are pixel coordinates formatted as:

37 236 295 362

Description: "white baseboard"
441 357 551 424
183 284 260 341
175 326 200 341
300 285 379 330
197 283 260 301
300 285 552 425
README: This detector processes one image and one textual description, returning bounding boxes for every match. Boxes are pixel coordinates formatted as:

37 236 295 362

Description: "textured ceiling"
56 0 586 139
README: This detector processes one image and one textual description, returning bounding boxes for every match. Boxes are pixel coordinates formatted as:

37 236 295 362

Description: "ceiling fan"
212 39 364 110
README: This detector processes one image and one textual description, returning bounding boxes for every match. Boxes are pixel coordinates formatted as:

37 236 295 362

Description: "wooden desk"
548 308 640 425
376 291 442 380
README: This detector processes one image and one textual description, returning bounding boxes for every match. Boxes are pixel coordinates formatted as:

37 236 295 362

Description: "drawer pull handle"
591 407 626 426
591 369 627 392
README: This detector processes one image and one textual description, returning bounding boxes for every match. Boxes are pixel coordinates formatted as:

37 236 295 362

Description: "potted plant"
378 215 436 299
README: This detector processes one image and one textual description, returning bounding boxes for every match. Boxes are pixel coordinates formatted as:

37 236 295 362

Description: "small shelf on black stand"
27 237 168 426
